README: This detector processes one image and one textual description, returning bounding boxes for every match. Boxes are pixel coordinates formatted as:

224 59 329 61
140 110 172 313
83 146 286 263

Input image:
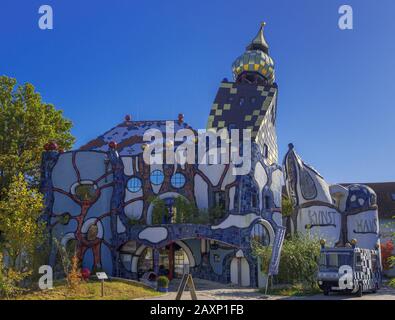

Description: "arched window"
150 170 164 185
171 173 186 189
127 177 142 193
251 223 270 246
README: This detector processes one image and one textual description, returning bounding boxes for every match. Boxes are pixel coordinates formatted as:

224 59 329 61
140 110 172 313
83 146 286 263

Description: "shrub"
277 234 321 288
174 197 197 223
67 255 82 290
150 197 167 224
191 209 210 224
253 234 321 289
0 253 26 298
81 268 91 281
380 240 394 270
252 241 272 274
208 205 226 224
157 276 169 288
128 217 140 226
281 197 293 217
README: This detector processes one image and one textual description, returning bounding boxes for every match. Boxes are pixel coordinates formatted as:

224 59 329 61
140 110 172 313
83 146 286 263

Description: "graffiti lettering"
354 218 377 234
307 209 336 227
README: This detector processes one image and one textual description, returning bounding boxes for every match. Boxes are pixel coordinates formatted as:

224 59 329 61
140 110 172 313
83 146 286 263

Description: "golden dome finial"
231 22 275 84
247 22 269 53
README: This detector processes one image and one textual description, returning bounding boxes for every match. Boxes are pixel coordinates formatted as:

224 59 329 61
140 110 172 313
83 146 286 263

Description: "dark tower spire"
232 22 275 85
246 22 269 54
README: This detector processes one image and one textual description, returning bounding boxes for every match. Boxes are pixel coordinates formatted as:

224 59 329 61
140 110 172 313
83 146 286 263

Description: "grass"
13 279 162 300
261 283 321 297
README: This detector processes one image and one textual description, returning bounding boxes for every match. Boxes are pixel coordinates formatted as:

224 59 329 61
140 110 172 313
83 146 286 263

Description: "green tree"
0 173 45 272
0 76 74 192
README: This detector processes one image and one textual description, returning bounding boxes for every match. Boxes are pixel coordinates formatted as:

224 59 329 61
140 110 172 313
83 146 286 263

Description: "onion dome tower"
232 22 275 85
207 22 279 165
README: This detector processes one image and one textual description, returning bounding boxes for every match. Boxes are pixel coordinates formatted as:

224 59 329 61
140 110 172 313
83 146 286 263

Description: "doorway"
137 243 190 280
230 257 250 287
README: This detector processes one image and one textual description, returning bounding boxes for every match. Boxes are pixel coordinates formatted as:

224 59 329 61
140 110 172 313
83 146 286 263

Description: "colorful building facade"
40 24 284 287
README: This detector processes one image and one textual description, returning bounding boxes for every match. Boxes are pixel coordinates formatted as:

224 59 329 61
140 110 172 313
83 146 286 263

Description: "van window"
355 253 362 272
372 254 378 272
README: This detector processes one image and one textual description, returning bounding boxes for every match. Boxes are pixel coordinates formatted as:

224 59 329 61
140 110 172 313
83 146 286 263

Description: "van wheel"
323 288 330 296
356 284 363 297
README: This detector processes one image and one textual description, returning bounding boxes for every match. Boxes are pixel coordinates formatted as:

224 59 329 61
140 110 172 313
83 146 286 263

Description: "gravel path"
144 278 395 301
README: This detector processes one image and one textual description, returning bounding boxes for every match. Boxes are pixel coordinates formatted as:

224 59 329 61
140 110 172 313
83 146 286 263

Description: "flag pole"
264 274 270 296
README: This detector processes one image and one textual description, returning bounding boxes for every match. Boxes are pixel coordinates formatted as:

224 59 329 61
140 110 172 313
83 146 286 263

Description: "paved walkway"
144 278 395 301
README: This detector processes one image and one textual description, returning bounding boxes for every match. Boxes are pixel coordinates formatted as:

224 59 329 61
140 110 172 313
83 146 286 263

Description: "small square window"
391 193 395 201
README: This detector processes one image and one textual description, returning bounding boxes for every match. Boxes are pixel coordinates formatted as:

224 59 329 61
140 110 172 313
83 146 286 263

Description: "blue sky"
1 0 394 183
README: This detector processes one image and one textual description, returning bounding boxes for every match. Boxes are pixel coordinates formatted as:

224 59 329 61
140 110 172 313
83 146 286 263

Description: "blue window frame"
127 177 142 193
150 170 164 185
171 173 186 188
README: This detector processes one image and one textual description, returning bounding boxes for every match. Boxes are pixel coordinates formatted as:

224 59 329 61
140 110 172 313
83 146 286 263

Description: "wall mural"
283 144 380 249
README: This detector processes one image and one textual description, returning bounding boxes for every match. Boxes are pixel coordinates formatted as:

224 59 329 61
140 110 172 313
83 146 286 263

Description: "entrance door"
230 257 250 287
174 246 190 278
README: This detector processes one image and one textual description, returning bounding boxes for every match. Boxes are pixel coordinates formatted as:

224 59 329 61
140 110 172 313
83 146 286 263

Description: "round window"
150 170 164 185
171 173 186 188
127 177 142 193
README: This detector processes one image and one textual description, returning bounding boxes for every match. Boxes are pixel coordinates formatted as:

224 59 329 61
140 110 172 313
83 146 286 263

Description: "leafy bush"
128 217 140 226
208 205 226 224
381 240 394 270
0 253 26 298
0 174 45 272
67 255 82 290
253 234 320 289
157 276 169 288
281 197 293 217
149 195 226 225
277 235 320 288
252 241 272 274
174 197 197 223
150 197 167 224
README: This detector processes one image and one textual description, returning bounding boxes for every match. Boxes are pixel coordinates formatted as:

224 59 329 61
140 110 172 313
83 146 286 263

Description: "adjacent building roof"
342 182 395 219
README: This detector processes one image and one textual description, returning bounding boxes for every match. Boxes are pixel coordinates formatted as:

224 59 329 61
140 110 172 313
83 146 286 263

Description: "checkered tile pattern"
255 99 278 165
207 81 278 164
354 248 379 291
232 50 275 84
207 81 276 132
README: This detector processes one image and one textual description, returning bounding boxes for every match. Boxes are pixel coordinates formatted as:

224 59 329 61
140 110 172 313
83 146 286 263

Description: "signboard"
268 226 286 276
96 272 108 280
176 273 197 300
